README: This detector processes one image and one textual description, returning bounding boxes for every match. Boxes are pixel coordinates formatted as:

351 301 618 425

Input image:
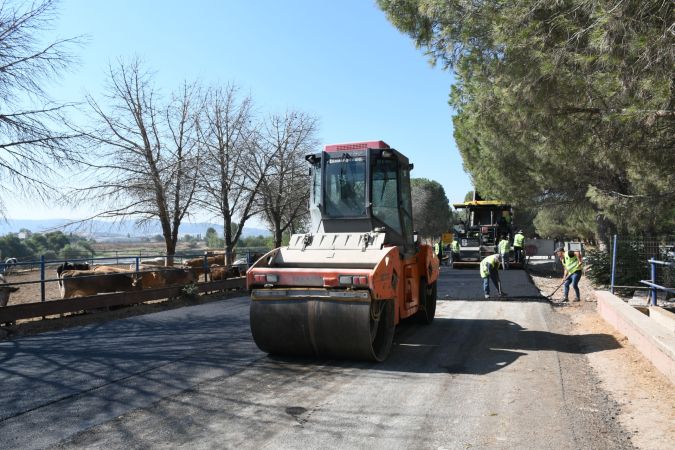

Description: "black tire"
415 279 437 324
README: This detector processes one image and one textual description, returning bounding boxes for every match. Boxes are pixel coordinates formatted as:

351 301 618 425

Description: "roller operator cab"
247 141 439 361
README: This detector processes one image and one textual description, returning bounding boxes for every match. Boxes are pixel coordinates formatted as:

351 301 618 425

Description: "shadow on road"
269 317 621 377
390 317 621 375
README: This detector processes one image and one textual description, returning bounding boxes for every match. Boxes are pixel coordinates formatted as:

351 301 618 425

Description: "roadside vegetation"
379 0 674 245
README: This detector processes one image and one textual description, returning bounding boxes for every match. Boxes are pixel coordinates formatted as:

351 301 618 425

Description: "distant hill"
0 219 270 239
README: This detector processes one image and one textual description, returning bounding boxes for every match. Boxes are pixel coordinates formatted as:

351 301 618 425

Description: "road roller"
247 140 439 361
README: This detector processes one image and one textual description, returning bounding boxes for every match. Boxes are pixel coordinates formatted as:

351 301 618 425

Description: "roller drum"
250 289 394 361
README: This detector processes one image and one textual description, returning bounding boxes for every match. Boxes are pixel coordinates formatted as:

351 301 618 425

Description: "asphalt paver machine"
452 192 516 268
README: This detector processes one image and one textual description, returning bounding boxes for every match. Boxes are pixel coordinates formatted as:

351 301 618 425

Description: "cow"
209 265 241 281
129 257 167 270
183 255 229 282
184 254 226 270
59 269 139 298
92 265 134 273
2 257 18 275
56 262 91 289
56 262 91 278
135 268 197 290
0 274 19 307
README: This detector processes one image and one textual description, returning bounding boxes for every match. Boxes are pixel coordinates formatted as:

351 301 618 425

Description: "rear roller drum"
250 294 395 361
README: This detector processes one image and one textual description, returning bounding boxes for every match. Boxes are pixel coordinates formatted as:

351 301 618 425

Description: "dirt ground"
529 268 675 450
3 268 63 304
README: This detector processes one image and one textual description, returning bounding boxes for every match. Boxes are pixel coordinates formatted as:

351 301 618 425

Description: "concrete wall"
596 290 675 385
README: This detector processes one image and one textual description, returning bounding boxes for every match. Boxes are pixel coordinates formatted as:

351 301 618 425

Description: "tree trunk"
224 216 234 266
165 236 177 266
274 219 283 248
595 214 616 252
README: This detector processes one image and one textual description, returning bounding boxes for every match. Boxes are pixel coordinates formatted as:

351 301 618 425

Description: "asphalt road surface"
0 267 633 449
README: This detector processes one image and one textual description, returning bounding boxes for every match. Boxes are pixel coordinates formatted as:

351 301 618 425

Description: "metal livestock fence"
0 250 266 324
609 235 675 299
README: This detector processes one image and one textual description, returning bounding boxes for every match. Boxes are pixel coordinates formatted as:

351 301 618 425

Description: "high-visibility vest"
563 253 582 274
434 243 439 254
480 254 500 278
513 233 525 248
498 239 510 254
451 240 460 253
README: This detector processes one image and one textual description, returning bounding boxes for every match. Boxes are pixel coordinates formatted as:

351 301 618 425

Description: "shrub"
585 248 611 287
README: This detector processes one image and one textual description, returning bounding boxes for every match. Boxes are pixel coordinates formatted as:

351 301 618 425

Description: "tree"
0 234 35 259
257 111 318 248
411 178 451 238
77 59 202 261
195 84 264 264
205 226 224 248
0 0 81 214
379 0 675 243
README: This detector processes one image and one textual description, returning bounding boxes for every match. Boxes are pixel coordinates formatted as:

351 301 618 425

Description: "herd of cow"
56 254 244 298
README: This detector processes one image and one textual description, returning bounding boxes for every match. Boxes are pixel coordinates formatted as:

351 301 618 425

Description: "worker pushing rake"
480 253 507 299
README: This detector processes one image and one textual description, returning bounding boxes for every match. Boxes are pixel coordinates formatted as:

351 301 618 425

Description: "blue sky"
7 0 472 224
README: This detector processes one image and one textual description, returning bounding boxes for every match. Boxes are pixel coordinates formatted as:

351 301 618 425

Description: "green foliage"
205 227 224 248
584 248 611 287
379 0 675 242
60 243 93 259
239 235 273 249
180 282 199 299
533 205 597 240
411 178 452 238
0 230 96 260
0 234 35 259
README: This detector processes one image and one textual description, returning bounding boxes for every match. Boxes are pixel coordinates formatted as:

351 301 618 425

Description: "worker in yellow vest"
480 253 506 298
555 246 584 302
497 235 510 270
513 230 525 264
450 238 460 264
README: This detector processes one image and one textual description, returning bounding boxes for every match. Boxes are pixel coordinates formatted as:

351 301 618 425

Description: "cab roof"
453 200 511 209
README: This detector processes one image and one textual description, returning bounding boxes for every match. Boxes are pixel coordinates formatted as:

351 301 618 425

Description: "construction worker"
555 246 584 302
450 238 461 263
497 235 510 270
480 253 506 298
513 229 525 264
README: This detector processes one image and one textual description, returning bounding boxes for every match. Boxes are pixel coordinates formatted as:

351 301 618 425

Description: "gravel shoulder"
529 268 675 450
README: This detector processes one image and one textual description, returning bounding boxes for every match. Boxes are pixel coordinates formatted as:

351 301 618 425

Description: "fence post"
40 255 45 303
650 257 657 306
135 256 140 274
610 235 618 294
203 254 209 282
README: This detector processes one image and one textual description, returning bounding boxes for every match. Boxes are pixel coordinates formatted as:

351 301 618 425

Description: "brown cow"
0 274 18 307
184 254 225 270
59 270 139 298
183 255 227 281
209 265 241 281
92 265 134 273
135 268 197 290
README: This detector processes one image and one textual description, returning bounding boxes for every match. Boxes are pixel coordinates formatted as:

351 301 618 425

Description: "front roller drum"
250 289 395 361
